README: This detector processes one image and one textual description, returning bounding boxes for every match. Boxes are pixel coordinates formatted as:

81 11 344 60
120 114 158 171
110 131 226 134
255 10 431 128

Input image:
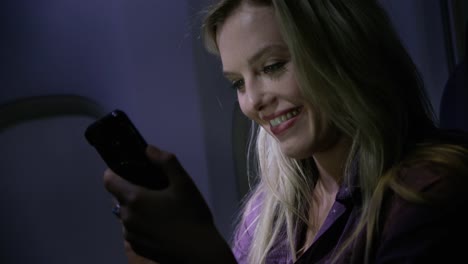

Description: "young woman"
105 0 468 263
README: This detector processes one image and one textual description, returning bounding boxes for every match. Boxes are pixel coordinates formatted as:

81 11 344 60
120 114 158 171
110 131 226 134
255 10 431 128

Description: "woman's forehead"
216 4 285 70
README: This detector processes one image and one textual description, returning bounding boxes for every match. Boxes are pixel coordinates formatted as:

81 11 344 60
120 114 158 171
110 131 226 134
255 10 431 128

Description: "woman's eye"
231 79 245 90
262 61 286 74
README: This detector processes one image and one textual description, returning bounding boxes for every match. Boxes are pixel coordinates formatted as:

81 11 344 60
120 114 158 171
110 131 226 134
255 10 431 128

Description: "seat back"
0 95 127 264
439 21 468 130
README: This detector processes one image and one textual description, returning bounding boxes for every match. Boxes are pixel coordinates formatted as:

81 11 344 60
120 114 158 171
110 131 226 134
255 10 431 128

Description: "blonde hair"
202 0 468 263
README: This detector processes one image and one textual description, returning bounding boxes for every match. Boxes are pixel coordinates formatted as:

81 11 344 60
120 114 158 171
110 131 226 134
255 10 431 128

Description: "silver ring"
112 203 121 218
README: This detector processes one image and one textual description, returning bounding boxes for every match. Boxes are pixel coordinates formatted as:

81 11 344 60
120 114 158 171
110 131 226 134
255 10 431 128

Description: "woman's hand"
104 145 236 264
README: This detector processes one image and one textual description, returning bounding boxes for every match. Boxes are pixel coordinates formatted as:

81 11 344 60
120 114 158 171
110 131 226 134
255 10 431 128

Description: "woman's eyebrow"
247 44 288 66
222 71 238 80
222 44 288 77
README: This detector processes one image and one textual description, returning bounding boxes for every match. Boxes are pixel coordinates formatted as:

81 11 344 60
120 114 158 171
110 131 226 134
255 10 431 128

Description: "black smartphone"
84 109 168 190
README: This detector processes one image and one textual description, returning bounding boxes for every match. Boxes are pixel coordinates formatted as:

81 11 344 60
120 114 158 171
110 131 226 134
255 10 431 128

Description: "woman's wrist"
182 226 238 264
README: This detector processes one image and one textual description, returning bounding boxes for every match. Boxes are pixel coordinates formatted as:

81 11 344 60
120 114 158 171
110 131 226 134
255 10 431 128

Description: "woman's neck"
313 135 352 193
299 136 352 255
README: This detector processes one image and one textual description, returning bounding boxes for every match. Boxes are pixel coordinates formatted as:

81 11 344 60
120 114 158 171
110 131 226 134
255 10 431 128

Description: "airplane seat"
439 21 468 131
232 101 260 199
0 95 127 264
232 101 251 199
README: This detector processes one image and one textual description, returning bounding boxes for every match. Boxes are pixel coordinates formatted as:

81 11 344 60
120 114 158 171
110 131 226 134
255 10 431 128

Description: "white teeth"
269 109 300 127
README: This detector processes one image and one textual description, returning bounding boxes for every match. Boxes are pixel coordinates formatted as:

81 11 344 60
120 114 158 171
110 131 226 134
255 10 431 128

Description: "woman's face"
216 4 336 159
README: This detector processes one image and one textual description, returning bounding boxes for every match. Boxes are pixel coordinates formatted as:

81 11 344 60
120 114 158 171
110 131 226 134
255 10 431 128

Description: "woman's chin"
280 144 313 159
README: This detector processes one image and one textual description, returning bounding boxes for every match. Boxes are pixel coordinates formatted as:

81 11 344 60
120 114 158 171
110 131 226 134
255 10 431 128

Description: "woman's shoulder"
400 128 468 194
376 162 468 263
382 139 468 232
398 161 468 198
377 157 468 262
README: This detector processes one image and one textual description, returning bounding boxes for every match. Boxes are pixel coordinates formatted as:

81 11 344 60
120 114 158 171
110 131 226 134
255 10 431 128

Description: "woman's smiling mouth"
265 107 303 136
269 107 302 127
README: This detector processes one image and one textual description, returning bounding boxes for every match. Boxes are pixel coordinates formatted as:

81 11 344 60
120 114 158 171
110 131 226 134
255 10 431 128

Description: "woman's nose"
243 79 273 112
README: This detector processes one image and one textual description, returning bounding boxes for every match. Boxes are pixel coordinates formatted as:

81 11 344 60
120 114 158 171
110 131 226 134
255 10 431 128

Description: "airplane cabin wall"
1 0 227 262
380 0 451 119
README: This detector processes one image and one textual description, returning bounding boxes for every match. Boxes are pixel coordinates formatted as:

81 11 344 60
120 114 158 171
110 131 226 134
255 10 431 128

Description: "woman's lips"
269 107 302 136
270 115 299 135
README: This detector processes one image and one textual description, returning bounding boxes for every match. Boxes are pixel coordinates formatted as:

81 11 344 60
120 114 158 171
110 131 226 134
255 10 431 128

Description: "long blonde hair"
202 0 468 263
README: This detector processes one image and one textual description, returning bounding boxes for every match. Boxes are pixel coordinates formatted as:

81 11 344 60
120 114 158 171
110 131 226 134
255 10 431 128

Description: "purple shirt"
232 161 468 263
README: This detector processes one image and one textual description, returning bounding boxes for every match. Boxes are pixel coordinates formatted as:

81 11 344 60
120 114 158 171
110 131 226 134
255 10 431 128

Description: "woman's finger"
103 168 140 205
146 145 194 192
